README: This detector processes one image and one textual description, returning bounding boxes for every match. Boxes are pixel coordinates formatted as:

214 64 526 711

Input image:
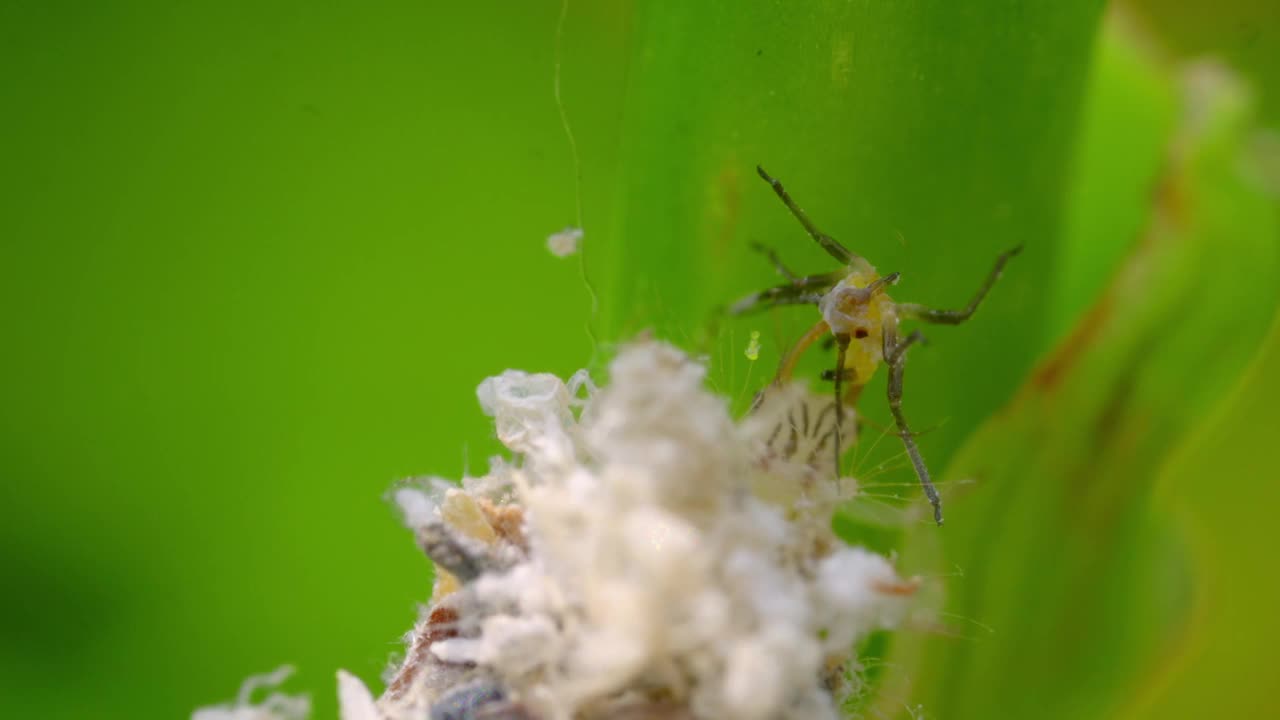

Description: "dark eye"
854 328 869 339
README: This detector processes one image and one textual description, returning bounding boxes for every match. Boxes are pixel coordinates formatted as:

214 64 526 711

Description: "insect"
732 165 1020 525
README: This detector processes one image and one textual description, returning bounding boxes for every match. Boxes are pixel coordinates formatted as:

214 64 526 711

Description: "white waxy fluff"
546 227 583 257
191 666 310 720
313 339 912 720
336 671 380 720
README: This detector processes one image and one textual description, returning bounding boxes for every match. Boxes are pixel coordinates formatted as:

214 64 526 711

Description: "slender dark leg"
820 367 855 382
896 246 1023 325
886 327 927 364
728 270 844 315
751 242 800 281
757 165 860 266
883 327 943 525
832 333 852 477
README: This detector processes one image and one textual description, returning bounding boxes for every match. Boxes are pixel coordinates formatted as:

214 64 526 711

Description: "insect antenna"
756 165 862 266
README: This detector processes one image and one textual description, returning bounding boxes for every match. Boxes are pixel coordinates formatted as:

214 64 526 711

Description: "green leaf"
882 27 1280 719
1123 288 1280 719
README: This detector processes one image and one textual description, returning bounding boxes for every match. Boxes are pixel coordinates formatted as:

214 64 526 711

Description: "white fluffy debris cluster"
192 666 310 720
545 227 583 258
196 340 915 720
361 340 915 720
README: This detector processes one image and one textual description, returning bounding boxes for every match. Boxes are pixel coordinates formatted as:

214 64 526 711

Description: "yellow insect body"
775 261 897 400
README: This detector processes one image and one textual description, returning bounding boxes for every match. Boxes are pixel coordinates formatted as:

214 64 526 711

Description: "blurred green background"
1 1 1276 719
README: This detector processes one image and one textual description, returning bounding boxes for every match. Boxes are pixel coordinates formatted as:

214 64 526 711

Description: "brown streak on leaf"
1029 147 1192 396
711 163 741 262
1032 291 1115 392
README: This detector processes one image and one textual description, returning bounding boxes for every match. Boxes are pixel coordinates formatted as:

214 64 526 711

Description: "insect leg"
774 318 831 384
883 327 943 525
728 270 843 315
832 333 852 477
756 165 862 266
750 241 800 281
819 367 855 382
896 245 1023 325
